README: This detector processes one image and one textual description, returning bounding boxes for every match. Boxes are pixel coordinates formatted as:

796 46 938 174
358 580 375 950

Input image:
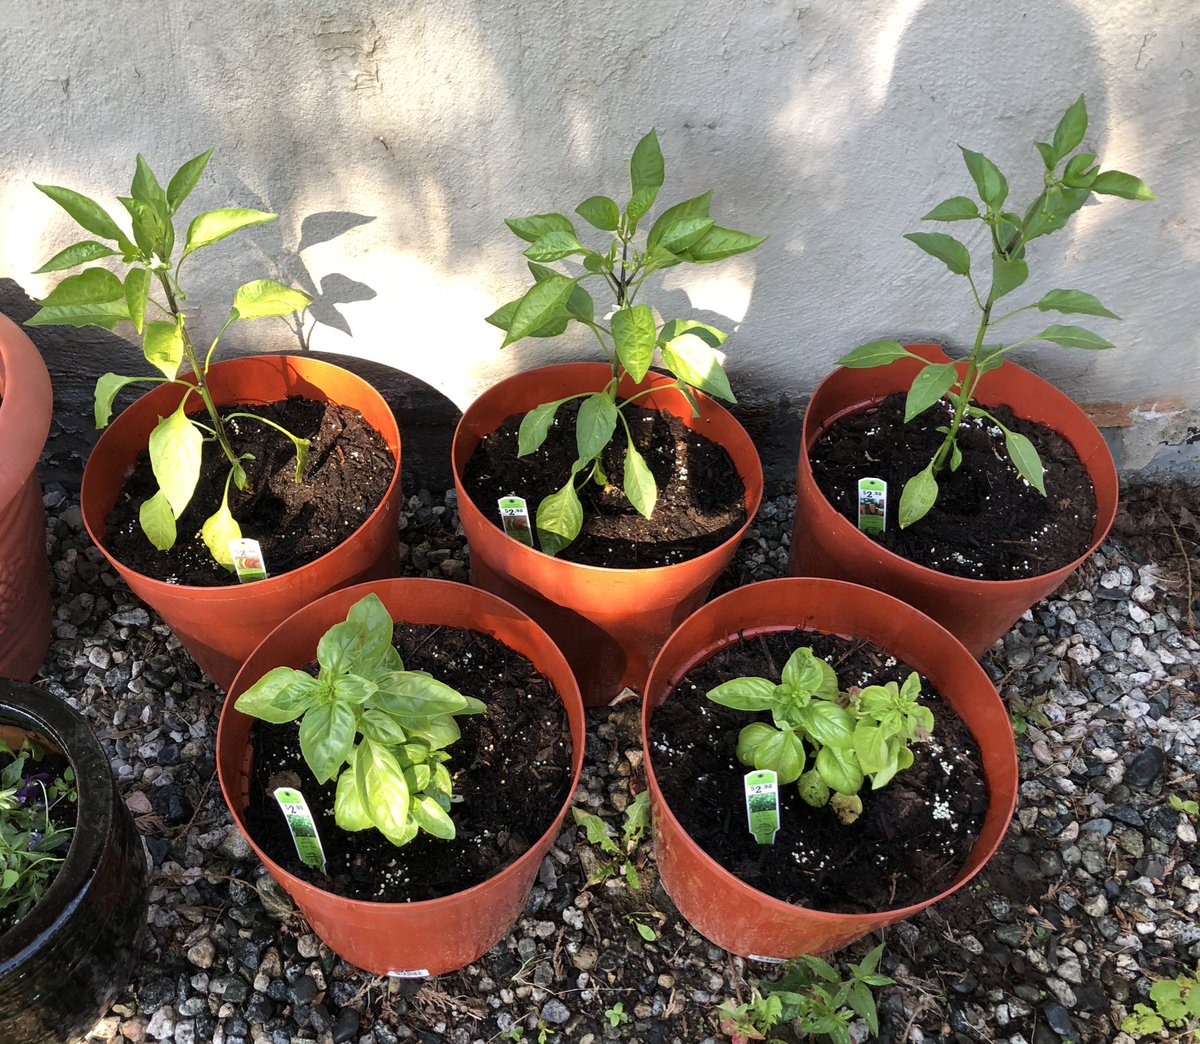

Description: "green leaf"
707 676 777 711
299 701 357 785
411 795 456 839
800 702 855 748
661 334 734 402
836 339 910 369
1051 96 1088 162
38 267 125 307
148 403 203 517
950 441 963 472
898 463 938 528
576 392 618 462
138 489 176 551
629 129 664 199
166 147 213 214
231 279 312 320
658 318 727 348
333 759 373 832
142 319 185 380
853 723 892 775
527 261 593 323
523 230 587 262
633 921 656 942
781 647 835 696
612 304 656 382
735 722 779 767
201 488 241 568
183 208 276 258
991 255 1028 301
1062 152 1099 189
975 344 1007 377
922 196 980 222
647 191 713 250
1004 428 1046 494
344 593 394 669
505 212 576 243
501 275 577 346
622 439 657 519
1023 185 1090 241
816 744 864 795
536 477 583 557
1034 289 1120 320
572 806 620 855
1032 324 1115 350
517 397 566 456
235 667 323 724
754 726 806 785
358 708 408 746
25 297 131 331
374 673 470 717
657 217 715 254
118 196 170 260
35 183 133 249
904 363 957 422
683 225 767 263
33 240 119 274
94 373 157 428
124 268 149 334
575 195 620 231
1090 170 1155 201
796 769 831 808
355 738 411 843
904 232 971 276
1035 141 1057 170
131 154 168 212
960 147 1008 209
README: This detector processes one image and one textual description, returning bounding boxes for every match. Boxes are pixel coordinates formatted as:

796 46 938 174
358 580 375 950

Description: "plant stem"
931 296 993 473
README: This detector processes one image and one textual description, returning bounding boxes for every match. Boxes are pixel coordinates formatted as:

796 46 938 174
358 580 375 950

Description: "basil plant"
235 594 486 848
488 129 765 555
837 96 1154 529
707 645 934 824
28 150 313 568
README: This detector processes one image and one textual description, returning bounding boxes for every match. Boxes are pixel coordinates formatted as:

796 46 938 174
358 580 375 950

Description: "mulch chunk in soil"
241 622 573 902
104 398 394 587
809 393 1097 580
462 396 746 568
649 628 988 913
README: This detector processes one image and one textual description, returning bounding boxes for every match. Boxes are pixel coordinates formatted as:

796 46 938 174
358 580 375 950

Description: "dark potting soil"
104 398 394 587
809 393 1097 580
461 397 746 568
241 623 573 902
649 628 988 914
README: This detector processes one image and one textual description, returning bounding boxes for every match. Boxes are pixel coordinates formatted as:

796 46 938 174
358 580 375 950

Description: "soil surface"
104 398 394 587
650 628 988 913
462 398 746 568
810 393 1097 580
241 622 573 902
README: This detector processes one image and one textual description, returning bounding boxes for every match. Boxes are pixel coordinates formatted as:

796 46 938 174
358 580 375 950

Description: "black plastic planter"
0 679 149 1044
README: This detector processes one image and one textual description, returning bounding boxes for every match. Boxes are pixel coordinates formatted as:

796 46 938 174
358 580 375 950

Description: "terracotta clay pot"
80 355 402 690
453 363 763 707
217 578 585 976
788 344 1119 656
0 314 53 680
0 678 150 1043
642 577 1017 958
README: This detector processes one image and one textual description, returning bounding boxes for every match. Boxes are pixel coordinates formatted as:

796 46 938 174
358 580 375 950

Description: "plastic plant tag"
857 477 887 534
273 787 326 873
744 769 780 845
228 538 269 583
497 495 534 547
388 969 430 979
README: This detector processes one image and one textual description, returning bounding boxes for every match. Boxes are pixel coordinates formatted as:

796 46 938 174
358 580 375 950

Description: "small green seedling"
717 993 784 1044
707 646 933 822
29 150 313 567
604 1002 632 1028
490 129 765 555
1169 795 1199 818
836 96 1153 529
1121 964 1200 1040
235 593 485 847
572 789 651 887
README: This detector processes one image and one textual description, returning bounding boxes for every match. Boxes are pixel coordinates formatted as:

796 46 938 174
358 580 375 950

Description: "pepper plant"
487 129 765 555
27 150 313 567
235 593 486 847
707 645 933 823
836 96 1154 528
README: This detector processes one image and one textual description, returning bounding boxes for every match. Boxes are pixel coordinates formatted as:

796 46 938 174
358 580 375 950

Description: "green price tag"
273 787 327 873
857 477 887 534
497 495 534 547
744 769 780 845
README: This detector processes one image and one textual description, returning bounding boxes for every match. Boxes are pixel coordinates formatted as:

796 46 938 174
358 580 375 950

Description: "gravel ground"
29 479 1199 1044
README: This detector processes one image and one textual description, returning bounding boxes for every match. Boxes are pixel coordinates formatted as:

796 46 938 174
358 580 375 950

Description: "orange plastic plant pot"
0 314 53 680
216 578 585 977
789 344 1119 657
80 354 402 690
452 363 764 707
641 576 1018 958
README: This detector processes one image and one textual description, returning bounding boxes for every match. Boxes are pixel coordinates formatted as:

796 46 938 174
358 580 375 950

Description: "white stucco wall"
1 0 1196 471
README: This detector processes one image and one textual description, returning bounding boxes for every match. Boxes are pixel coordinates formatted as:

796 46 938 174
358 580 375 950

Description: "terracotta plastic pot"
0 678 150 1043
217 578 585 976
81 354 402 690
788 344 1119 656
642 576 1017 958
0 314 53 680
453 363 764 707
